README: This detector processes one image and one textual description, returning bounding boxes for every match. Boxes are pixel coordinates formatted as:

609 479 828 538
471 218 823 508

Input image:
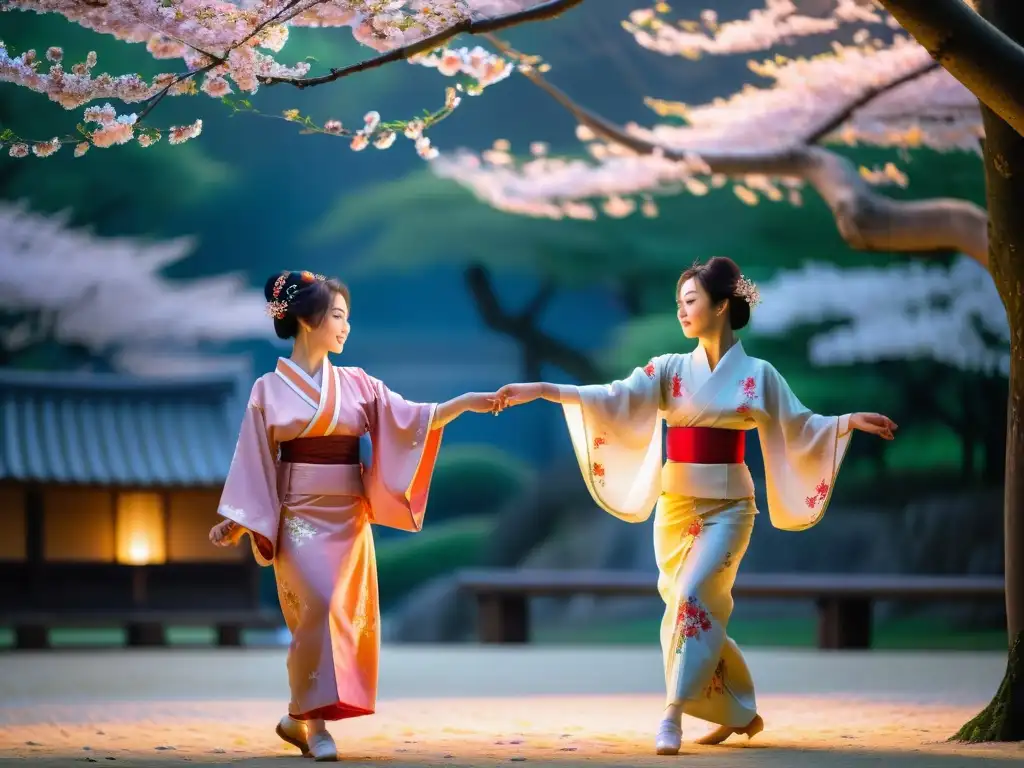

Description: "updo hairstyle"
675 256 759 331
263 270 351 340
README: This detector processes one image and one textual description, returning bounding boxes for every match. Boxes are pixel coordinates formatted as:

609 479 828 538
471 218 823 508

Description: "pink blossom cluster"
433 138 701 220
411 44 513 92
431 1 982 221
1 0 530 157
624 0 902 60
634 36 979 156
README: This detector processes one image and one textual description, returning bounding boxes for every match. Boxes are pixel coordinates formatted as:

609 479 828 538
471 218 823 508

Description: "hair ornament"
271 272 288 299
735 275 761 308
266 299 288 319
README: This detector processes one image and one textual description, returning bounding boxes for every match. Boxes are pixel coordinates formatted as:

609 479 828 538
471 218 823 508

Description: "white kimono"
559 341 852 726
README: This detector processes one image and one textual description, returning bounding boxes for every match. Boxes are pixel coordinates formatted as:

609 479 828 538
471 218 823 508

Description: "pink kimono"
216 357 442 721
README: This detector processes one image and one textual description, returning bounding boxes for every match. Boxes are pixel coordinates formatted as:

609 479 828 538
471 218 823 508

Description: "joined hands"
489 383 544 415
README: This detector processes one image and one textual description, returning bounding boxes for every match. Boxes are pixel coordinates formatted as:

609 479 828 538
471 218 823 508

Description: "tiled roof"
0 368 245 486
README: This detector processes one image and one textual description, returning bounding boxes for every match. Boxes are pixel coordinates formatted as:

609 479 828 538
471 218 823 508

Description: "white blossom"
0 202 273 374
750 256 1009 376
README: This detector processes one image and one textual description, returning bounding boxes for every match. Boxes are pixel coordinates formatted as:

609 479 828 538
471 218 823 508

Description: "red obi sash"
666 427 745 464
280 435 360 465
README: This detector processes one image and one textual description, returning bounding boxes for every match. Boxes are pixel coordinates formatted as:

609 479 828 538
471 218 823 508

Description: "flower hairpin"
272 273 287 299
266 272 291 318
735 275 761 308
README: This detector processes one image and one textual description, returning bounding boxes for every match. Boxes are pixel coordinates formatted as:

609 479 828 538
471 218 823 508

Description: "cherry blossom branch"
138 0 309 122
222 85 462 157
0 1 528 157
259 0 586 88
485 36 987 265
875 0 1024 138
802 58 940 144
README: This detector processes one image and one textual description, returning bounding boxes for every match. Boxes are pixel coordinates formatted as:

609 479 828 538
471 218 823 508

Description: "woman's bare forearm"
433 394 471 429
541 383 580 404
507 382 580 404
433 391 497 429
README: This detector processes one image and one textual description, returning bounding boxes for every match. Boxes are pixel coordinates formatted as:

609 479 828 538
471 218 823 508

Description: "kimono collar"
275 356 330 409
275 356 342 437
681 340 749 426
692 340 747 380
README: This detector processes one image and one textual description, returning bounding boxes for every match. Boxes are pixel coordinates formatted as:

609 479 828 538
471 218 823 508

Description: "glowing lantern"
115 492 166 565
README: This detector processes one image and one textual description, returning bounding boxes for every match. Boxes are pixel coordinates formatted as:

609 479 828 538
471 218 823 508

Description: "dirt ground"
1 646 1020 766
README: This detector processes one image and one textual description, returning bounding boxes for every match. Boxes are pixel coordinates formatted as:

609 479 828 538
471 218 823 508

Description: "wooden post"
14 624 49 650
216 623 244 647
477 593 529 643
126 621 167 647
25 485 44 603
131 567 148 607
816 596 872 649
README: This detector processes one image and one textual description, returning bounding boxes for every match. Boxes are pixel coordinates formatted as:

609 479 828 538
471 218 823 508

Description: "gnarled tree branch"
464 263 601 382
876 0 1024 139
494 38 988 266
518 278 556 321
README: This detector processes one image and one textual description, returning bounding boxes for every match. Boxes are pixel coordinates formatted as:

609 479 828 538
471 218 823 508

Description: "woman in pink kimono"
494 257 898 755
208 270 498 761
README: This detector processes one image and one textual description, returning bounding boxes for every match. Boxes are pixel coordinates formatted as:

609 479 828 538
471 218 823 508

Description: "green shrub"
375 515 497 609
422 444 535 524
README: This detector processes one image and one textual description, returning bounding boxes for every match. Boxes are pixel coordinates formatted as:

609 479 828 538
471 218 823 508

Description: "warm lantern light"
115 492 166 565
127 537 151 564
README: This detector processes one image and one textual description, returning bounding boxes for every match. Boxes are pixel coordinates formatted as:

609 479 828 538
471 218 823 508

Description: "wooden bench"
5 609 283 650
454 569 1005 650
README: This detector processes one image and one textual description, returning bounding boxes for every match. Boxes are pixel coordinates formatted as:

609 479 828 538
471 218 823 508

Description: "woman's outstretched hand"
209 519 245 547
850 412 898 440
494 383 544 413
461 392 503 414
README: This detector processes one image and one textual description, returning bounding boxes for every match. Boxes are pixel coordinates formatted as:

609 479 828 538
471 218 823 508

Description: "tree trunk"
953 0 1024 743
984 376 1010 485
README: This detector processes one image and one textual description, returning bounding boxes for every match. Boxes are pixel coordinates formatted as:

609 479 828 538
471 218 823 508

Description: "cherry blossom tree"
0 201 272 376
0 0 581 159
435 1 987 260
430 0 1022 743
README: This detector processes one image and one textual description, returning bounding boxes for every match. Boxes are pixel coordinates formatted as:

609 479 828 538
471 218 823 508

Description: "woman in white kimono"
494 256 897 754
207 270 498 761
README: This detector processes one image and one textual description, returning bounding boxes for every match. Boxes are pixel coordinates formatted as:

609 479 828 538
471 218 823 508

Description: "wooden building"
0 368 280 649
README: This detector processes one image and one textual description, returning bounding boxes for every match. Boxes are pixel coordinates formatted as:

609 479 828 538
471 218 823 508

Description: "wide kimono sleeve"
361 372 443 533
217 381 281 567
561 356 666 523
755 363 853 531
